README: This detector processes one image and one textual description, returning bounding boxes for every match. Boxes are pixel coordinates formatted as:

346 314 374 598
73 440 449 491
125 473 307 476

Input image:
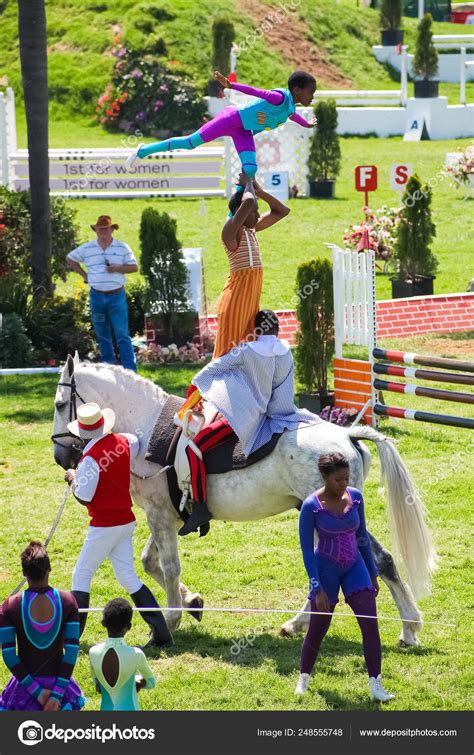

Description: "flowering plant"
319 405 359 426
343 205 401 262
137 341 207 365
95 46 206 135
446 146 474 186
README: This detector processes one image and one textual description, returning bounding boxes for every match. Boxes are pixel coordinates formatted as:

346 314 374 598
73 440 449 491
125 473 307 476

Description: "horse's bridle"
51 371 160 480
51 374 87 460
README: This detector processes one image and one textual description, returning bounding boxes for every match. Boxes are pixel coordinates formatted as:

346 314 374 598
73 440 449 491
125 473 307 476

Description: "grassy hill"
1 0 472 144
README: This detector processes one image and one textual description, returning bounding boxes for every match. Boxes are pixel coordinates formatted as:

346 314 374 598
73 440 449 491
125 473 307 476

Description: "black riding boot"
130 584 173 649
72 590 90 637
178 502 212 537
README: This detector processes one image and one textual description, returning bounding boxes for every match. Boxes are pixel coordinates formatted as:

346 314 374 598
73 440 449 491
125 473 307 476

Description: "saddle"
145 394 281 519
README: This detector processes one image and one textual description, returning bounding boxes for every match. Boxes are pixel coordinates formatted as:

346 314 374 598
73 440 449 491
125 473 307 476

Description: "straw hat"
90 215 119 232
68 402 115 440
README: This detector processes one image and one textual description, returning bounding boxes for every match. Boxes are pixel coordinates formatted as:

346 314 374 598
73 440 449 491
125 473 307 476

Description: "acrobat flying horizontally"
126 70 317 177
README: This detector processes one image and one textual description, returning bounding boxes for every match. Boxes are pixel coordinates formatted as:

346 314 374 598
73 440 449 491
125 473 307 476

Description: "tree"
413 13 439 80
307 100 341 182
295 259 334 396
139 208 190 339
394 173 438 281
380 0 402 30
212 18 235 75
18 0 52 297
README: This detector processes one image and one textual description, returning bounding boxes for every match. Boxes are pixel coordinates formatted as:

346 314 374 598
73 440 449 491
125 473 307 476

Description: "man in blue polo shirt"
67 215 138 372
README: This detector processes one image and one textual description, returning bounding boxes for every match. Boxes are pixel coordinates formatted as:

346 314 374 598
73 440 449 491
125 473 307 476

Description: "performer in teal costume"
126 70 317 177
89 598 155 711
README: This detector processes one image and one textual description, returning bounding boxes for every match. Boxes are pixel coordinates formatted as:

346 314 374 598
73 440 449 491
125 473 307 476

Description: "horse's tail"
348 425 437 599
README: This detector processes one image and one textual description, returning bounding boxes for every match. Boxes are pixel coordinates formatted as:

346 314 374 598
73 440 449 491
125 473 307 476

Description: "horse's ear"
66 354 75 376
73 350 80 365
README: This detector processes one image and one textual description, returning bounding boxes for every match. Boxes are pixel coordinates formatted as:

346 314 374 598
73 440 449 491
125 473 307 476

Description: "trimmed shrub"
0 313 35 368
0 187 80 285
126 278 149 337
139 208 191 340
295 259 334 396
395 173 438 280
413 13 438 80
25 289 96 362
308 100 341 182
380 0 402 30
212 18 235 75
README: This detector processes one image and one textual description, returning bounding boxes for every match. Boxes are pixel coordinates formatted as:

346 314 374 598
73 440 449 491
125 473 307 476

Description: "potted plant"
208 18 235 97
343 205 401 274
413 13 439 98
446 146 474 192
295 258 335 414
380 0 404 46
308 99 341 199
391 173 438 298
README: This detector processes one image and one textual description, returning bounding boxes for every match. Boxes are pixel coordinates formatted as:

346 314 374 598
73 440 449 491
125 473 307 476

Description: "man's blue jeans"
89 287 137 372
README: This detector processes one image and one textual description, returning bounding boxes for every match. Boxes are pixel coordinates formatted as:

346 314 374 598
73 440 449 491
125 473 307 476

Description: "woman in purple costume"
296 453 395 703
0 541 84 711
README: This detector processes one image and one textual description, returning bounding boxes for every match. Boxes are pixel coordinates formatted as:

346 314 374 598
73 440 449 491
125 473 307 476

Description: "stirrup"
173 410 205 510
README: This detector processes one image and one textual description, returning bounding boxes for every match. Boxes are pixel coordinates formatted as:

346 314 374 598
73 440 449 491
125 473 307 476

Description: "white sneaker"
126 143 144 170
295 673 310 695
369 674 395 702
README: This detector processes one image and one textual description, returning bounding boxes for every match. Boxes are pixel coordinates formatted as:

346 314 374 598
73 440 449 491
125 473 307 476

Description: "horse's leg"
143 506 183 633
179 584 205 623
280 598 310 637
142 536 203 621
141 536 204 624
370 533 423 646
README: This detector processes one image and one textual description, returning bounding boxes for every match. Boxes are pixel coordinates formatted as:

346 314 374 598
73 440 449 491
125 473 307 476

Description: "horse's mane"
76 361 167 402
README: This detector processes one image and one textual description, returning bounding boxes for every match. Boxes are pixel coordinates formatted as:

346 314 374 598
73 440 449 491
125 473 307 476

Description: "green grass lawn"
0 344 472 711
1 0 473 714
41 134 473 310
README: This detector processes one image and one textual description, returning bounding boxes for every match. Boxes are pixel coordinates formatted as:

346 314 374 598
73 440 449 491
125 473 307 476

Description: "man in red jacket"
65 402 172 649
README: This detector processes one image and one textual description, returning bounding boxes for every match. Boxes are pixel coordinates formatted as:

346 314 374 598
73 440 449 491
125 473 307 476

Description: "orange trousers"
213 267 263 358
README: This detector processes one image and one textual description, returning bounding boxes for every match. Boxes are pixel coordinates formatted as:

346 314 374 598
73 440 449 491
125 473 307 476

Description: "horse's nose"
54 447 69 470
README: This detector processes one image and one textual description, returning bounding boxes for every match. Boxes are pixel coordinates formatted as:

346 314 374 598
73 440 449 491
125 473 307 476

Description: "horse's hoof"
399 635 421 648
279 624 296 638
188 595 204 622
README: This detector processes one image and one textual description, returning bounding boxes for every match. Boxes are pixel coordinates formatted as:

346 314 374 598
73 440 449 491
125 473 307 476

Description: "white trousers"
72 521 143 595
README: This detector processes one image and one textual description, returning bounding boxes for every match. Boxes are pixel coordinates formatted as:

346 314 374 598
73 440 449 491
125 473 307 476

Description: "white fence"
0 86 16 186
373 40 474 87
330 245 377 359
9 147 226 199
1 89 226 198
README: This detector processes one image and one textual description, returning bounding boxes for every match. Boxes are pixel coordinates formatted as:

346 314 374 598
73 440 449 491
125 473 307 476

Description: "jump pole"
373 378 474 405
374 404 474 430
331 247 474 430
373 347 474 373
373 362 474 386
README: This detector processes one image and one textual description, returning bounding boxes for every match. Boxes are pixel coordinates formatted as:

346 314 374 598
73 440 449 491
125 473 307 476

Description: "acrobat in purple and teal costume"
0 587 84 711
137 83 311 178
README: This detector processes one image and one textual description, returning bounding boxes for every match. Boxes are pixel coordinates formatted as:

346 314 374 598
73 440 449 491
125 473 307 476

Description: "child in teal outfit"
126 70 317 177
89 598 156 711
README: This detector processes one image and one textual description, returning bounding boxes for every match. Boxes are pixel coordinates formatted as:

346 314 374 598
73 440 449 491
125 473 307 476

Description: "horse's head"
52 351 86 470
